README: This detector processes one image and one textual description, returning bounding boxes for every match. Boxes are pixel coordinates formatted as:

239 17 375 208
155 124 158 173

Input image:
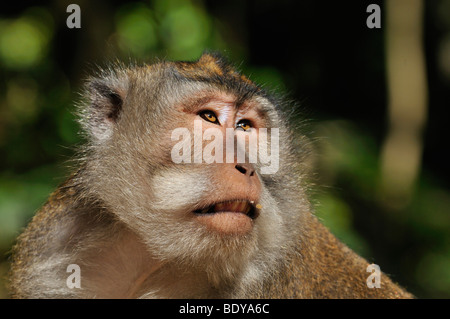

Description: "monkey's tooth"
237 201 247 212
230 202 240 211
206 201 255 214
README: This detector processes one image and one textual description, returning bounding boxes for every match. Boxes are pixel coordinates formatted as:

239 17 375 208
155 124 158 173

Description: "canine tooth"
256 204 262 209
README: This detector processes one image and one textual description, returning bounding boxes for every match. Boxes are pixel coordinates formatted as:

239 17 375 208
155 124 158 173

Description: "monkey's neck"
81 229 223 298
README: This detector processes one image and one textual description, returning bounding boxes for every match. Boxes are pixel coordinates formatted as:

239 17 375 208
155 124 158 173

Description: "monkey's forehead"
173 53 254 85
141 53 264 100
123 53 279 115
172 53 269 104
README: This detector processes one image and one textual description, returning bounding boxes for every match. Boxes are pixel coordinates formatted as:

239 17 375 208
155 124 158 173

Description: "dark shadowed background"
0 0 449 298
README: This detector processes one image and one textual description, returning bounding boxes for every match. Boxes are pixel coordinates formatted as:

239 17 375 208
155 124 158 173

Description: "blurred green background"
1 0 449 298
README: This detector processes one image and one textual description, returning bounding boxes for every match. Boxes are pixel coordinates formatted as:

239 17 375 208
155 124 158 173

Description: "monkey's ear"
82 77 127 143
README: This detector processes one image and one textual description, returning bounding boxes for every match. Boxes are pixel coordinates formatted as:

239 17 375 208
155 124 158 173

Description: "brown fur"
9 53 412 298
245 214 412 298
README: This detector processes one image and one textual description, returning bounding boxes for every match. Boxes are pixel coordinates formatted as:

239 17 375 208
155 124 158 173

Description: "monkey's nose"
235 163 255 177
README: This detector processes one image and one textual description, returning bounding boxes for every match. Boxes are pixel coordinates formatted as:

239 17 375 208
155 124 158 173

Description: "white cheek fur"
150 170 207 210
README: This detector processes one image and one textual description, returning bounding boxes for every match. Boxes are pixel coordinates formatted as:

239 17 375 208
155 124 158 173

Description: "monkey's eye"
199 110 220 125
236 119 252 131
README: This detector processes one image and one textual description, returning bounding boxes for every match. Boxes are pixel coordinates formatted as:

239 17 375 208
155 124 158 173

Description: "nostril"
235 164 247 175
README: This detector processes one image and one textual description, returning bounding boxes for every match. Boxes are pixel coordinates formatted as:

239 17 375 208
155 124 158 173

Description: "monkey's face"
160 92 266 236
82 55 299 278
137 87 286 268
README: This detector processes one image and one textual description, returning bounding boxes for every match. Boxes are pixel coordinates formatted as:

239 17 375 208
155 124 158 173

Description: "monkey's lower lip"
194 200 259 219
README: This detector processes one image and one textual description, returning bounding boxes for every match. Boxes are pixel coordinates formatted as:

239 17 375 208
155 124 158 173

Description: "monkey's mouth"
194 200 260 219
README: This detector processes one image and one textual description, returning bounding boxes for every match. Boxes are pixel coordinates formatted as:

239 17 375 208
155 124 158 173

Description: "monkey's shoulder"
11 171 98 260
258 216 413 299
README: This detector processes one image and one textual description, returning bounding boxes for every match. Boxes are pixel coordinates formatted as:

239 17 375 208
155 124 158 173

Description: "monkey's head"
78 53 311 286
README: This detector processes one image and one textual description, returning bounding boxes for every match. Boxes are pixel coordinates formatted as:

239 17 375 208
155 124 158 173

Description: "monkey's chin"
195 212 254 235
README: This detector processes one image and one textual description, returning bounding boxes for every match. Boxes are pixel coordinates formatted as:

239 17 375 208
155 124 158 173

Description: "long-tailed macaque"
9 53 412 298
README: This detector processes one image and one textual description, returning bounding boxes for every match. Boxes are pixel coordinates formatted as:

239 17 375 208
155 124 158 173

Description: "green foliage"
0 7 53 70
114 0 224 61
115 3 158 57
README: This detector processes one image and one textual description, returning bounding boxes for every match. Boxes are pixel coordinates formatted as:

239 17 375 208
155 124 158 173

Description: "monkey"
8 53 413 299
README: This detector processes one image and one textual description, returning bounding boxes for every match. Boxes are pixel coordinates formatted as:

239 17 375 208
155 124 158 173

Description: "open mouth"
194 200 260 219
